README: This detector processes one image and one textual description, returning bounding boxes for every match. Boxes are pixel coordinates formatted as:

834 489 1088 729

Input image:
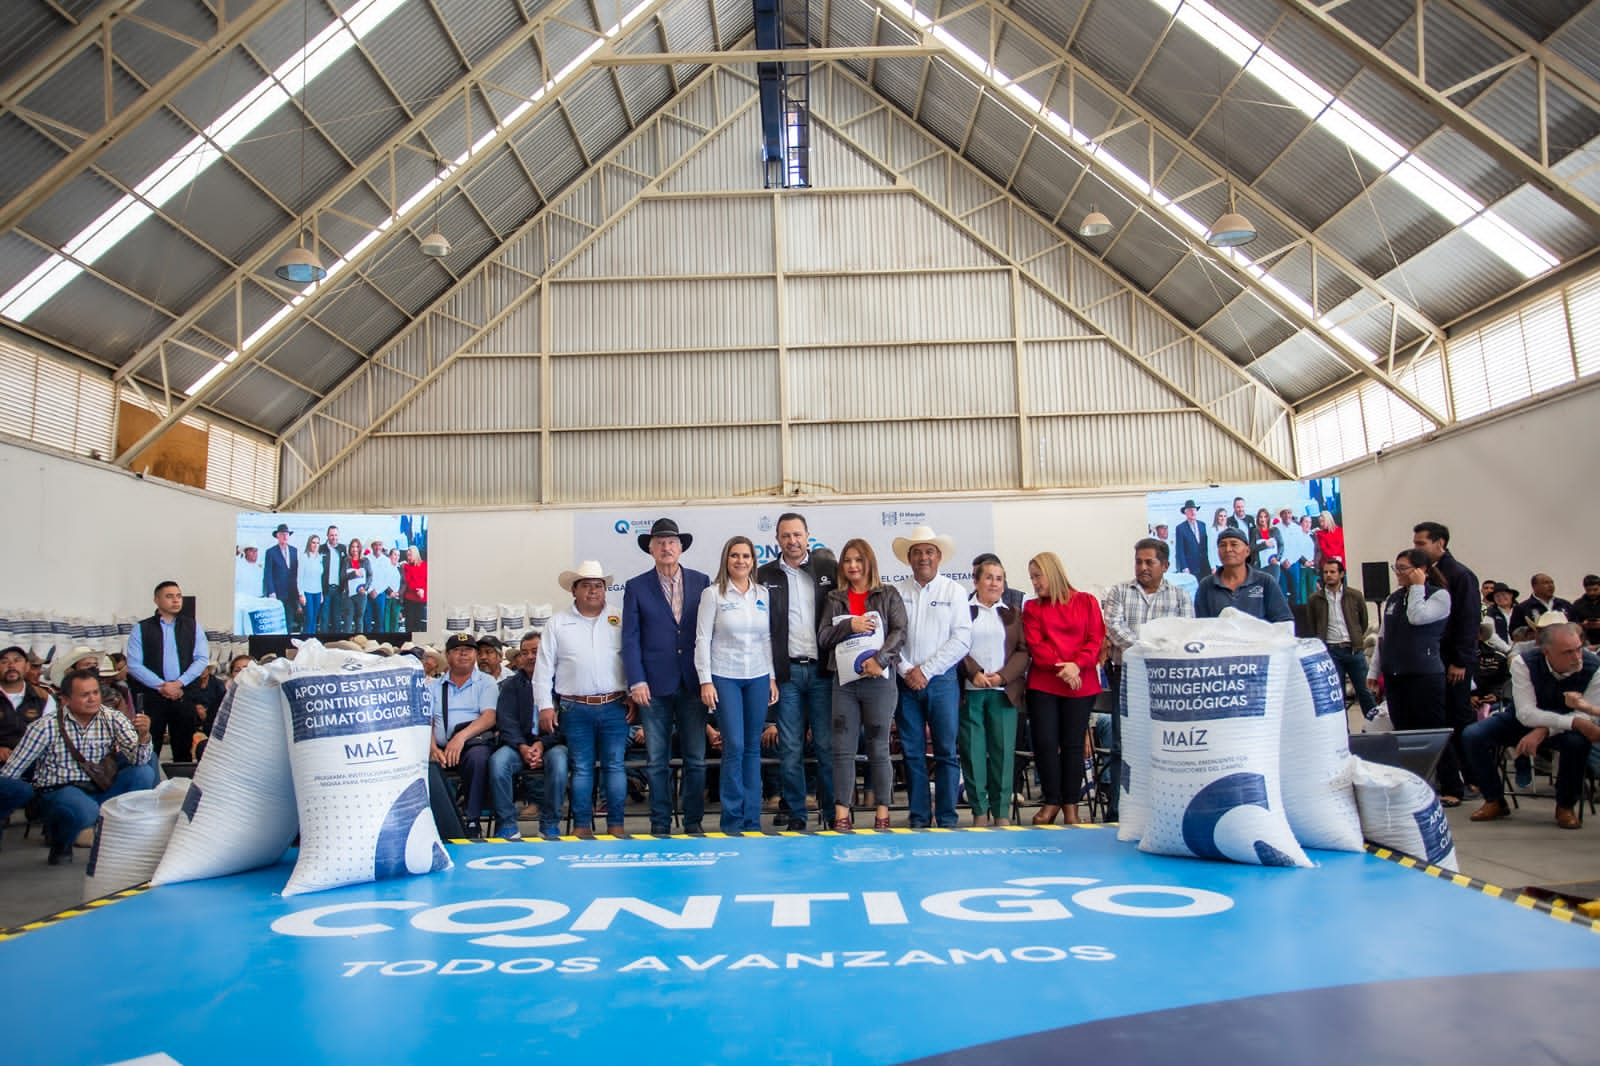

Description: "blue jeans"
37 762 159 843
301 592 322 635
563 699 629 831
361 591 388 632
1325 643 1377 716
896 667 961 828
714 675 769 833
776 661 833 825
489 742 570 838
0 774 35 825
1466 710 1592 809
643 688 706 831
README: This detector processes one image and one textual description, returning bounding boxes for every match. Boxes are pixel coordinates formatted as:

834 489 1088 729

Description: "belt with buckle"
789 656 818 665
566 691 625 705
1326 641 1352 649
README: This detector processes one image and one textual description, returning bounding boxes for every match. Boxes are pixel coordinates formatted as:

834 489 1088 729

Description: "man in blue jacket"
622 518 711 835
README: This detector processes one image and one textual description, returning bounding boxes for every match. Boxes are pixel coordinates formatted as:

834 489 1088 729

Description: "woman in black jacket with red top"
818 538 906 831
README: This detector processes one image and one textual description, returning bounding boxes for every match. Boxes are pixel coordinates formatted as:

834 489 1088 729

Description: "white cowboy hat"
558 560 615 592
891 525 957 565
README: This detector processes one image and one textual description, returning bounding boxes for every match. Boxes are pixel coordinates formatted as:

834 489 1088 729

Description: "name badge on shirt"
719 602 741 613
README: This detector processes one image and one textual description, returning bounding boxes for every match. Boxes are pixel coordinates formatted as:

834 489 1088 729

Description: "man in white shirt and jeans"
892 526 972 829
536 561 631 839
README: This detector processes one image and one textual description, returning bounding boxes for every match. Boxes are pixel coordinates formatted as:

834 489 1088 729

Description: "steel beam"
114 0 678 470
592 44 938 63
1280 0 1600 228
868 0 1449 429
277 62 746 507
0 0 288 236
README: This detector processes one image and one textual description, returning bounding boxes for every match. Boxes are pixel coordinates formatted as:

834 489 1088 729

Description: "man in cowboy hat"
537 561 631 839
262 522 300 625
1174 500 1207 577
622 518 711 835
891 525 971 829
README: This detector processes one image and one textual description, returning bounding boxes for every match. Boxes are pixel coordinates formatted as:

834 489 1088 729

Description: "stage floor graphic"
4 825 1599 1064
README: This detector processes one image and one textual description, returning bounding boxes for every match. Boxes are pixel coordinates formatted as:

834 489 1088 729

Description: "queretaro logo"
1183 641 1205 653
881 512 898 527
757 515 773 533
613 519 630 535
832 845 902 864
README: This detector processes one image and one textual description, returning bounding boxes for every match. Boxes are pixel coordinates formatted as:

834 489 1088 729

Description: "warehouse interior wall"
1336 380 1600 599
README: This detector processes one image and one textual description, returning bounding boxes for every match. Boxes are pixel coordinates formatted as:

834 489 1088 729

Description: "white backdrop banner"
572 502 996 594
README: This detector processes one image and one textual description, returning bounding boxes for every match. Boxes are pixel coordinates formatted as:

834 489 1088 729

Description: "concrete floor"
3 780 1597 931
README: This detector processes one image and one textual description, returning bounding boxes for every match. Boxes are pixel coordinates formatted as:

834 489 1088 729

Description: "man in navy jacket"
622 518 711 834
262 523 299 625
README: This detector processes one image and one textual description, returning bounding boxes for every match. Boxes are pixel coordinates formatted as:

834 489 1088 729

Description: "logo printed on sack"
1412 801 1455 866
1183 641 1205 653
1181 772 1299 867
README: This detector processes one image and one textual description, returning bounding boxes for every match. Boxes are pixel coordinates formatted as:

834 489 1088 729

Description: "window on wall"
0 339 115 459
1294 270 1600 472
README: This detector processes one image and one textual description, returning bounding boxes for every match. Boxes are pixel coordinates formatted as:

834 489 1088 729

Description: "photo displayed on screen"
1144 478 1343 607
234 512 429 636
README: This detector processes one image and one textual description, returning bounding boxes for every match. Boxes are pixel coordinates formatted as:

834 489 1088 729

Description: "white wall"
0 440 242 629
1336 382 1600 599
0 438 1154 639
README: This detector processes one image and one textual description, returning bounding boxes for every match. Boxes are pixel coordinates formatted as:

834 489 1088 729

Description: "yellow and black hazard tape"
1365 843 1600 933
0 883 152 943
447 822 1114 843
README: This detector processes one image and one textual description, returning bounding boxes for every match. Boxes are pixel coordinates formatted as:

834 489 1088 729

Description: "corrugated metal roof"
1254 125 1382 230
300 433 539 509
0 232 51 300
1247 333 1351 399
552 426 777 501
361 2 467 109
1070 1 1172 92
21 48 146 141
1318 177 1454 279
552 350 777 428
566 195 774 277
552 276 776 351
15 170 123 250
383 356 540 433
1031 411 1278 487
791 343 1015 422
91 212 232 312
792 418 1017 494
28 273 171 362
433 0 527 65
112 8 207 86
1025 338 1186 414
1379 231 1524 323
310 278 410 354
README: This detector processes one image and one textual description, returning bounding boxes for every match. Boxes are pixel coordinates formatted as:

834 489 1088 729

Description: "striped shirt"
1101 579 1196 662
0 710 152 789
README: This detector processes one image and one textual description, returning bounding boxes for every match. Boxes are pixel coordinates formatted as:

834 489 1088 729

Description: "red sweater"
1022 592 1105 698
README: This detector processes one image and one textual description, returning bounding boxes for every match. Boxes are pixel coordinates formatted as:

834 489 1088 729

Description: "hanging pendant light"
275 0 325 284
1207 187 1256 248
1079 204 1112 237
274 239 326 283
419 164 451 258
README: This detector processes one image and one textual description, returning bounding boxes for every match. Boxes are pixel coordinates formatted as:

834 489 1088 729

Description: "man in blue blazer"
622 518 711 835
262 522 300 625
1173 500 1208 578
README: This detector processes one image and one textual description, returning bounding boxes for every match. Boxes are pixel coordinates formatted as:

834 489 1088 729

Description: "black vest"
134 614 200 698
1380 586 1448 676
0 685 47 749
1523 648 1600 712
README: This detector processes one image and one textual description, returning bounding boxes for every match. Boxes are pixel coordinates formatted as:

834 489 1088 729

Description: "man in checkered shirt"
0 664 156 865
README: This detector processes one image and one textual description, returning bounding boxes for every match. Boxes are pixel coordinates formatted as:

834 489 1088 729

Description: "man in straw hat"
538 561 630 839
890 525 972 829
623 518 711 835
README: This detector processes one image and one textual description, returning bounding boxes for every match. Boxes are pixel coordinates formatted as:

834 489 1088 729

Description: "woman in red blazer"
1021 551 1105 825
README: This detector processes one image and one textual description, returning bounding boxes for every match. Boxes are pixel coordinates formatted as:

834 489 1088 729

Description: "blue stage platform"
4 826 1598 1064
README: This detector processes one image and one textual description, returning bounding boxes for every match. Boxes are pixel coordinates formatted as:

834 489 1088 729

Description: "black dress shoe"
463 820 483 839
47 842 73 865
786 819 808 832
683 823 704 835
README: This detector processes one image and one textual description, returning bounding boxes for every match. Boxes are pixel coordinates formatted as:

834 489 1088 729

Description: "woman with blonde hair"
1021 551 1105 825
695 535 779 833
818 538 907 831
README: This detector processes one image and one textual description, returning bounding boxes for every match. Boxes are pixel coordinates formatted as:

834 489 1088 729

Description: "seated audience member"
226 654 253 684
1509 573 1574 635
1 645 53 776
429 633 499 838
1569 574 1600 648
51 648 100 691
0 668 157 863
476 635 511 683
1484 582 1517 643
1195 528 1292 622
1464 621 1600 830
27 653 52 698
491 631 569 841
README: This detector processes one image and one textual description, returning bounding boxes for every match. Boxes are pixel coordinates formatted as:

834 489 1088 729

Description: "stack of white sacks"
1119 609 1456 871
84 639 454 900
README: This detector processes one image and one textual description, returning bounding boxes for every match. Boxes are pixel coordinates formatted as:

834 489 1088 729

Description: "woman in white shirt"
959 558 1029 825
695 536 779 833
298 533 326 634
